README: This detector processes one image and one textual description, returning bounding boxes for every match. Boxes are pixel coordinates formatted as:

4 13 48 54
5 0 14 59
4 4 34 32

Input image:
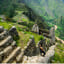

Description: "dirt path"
55 25 64 44
22 25 59 63
22 45 56 63
55 25 57 30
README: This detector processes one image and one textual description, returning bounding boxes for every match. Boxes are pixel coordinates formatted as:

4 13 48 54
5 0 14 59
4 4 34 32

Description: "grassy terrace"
0 10 44 49
0 21 43 49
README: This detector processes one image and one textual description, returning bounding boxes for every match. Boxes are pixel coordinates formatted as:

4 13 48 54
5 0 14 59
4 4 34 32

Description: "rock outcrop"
50 27 55 44
0 26 4 33
0 15 6 22
9 26 19 39
32 24 39 34
24 38 36 56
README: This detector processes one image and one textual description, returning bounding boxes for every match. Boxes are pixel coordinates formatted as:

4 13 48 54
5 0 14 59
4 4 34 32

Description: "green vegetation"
25 31 44 44
23 0 64 20
0 0 18 18
51 43 64 63
0 21 43 48
0 0 64 63
0 22 14 29
51 16 64 40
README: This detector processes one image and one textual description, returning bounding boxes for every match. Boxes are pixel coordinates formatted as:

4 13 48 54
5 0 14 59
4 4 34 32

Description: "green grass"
13 10 29 22
0 21 14 29
25 31 44 44
51 43 64 63
0 21 29 48
22 18 29 22
0 21 43 48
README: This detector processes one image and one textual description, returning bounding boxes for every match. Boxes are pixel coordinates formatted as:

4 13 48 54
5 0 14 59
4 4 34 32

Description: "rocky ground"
22 45 56 63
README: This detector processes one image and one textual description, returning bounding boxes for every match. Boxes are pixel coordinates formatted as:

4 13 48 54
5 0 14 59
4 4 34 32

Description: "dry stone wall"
24 38 37 56
38 39 49 52
9 26 19 39
0 26 22 63
0 26 55 63
49 27 55 45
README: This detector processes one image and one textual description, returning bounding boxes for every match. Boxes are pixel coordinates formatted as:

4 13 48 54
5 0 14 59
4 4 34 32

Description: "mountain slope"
23 0 64 20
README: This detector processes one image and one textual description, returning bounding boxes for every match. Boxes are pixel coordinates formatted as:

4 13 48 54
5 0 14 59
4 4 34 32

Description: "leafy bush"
39 35 44 40
51 43 64 63
24 31 27 34
13 35 19 40
27 22 34 28
18 21 27 26
17 27 23 31
29 35 34 39
0 17 2 20
22 18 28 22
8 24 12 30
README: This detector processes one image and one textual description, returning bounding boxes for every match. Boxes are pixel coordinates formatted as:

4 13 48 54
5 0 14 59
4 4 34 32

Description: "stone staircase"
22 45 56 63
0 26 23 63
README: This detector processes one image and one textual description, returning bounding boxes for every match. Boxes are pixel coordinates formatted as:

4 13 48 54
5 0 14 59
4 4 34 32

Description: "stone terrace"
0 26 23 63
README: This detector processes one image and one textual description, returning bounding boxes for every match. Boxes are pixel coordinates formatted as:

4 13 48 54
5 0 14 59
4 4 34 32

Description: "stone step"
0 46 14 62
0 51 4 62
11 41 17 47
0 30 9 41
2 47 21 63
16 52 24 63
12 61 16 63
0 36 13 47
3 46 13 56
0 46 13 56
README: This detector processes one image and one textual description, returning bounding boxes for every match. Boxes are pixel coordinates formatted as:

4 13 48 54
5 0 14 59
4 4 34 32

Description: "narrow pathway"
55 25 64 44
22 45 56 63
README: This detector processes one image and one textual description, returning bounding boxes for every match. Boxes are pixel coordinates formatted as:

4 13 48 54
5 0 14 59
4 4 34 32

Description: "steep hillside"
0 0 18 18
23 0 64 20
52 16 64 40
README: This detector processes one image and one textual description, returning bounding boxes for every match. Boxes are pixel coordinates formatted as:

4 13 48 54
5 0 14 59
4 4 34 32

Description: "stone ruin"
9 26 19 39
32 24 39 34
0 26 37 63
0 15 6 22
32 24 55 52
38 27 55 52
49 27 55 44
32 24 55 44
0 26 55 63
0 26 23 63
24 38 37 56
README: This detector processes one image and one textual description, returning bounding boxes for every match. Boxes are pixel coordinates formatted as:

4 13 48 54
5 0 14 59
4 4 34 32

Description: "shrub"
27 22 34 28
13 35 20 40
24 31 27 34
17 27 23 31
39 35 44 40
0 17 2 20
22 18 28 22
47 39 50 43
8 24 12 30
18 21 27 26
29 35 34 39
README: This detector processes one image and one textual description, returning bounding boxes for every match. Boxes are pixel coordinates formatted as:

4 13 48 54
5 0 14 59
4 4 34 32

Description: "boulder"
0 26 4 33
50 27 55 44
32 24 39 34
9 26 19 39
